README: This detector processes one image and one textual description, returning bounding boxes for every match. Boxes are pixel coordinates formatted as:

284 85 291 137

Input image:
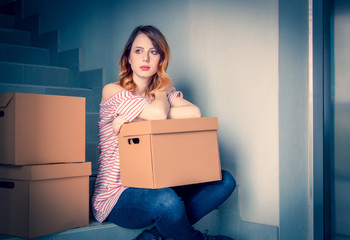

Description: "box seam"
30 175 91 182
0 93 15 108
28 180 31 238
14 95 17 165
150 134 157 188
123 129 218 138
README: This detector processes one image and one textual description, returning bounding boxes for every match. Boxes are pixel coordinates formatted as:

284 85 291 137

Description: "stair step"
79 69 103 112
0 0 17 8
0 211 218 240
0 61 74 87
86 112 99 142
87 142 99 175
44 86 94 112
0 43 50 65
0 83 96 112
0 13 14 28
0 0 20 15
0 27 31 46
80 69 103 88
58 48 80 69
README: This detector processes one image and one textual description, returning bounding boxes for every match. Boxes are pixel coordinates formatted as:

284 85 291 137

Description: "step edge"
0 27 31 34
0 42 49 51
0 61 70 70
0 83 93 92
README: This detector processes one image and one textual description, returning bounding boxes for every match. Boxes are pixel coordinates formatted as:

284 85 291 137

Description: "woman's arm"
168 97 201 119
102 83 172 121
138 91 170 120
101 82 123 103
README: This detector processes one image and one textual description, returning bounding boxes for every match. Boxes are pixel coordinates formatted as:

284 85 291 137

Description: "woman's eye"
135 49 142 54
151 50 158 55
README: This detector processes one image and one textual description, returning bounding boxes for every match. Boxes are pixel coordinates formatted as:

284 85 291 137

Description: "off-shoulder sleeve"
168 91 183 106
114 90 150 122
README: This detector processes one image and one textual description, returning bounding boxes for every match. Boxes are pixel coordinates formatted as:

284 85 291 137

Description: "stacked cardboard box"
0 93 91 238
119 117 222 189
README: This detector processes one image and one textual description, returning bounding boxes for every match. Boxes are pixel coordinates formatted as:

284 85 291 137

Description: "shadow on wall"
174 80 196 104
218 139 238 175
175 79 238 174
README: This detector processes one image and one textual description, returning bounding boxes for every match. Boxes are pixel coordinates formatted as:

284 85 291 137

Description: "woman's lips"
140 66 150 71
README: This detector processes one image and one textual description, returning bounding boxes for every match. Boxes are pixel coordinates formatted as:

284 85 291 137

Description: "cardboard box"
0 92 85 165
119 117 222 189
0 162 91 238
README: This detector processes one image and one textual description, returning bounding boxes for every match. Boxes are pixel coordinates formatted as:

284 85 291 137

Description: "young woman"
92 25 236 240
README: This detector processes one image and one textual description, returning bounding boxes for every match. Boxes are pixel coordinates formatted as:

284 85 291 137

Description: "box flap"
0 92 15 108
120 117 219 137
0 162 91 181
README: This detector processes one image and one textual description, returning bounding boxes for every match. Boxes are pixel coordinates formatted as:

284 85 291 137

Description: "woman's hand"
132 117 146 123
112 116 127 134
167 97 202 119
138 86 171 120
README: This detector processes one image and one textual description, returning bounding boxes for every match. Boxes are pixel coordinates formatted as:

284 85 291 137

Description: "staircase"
0 0 99 238
0 0 100 205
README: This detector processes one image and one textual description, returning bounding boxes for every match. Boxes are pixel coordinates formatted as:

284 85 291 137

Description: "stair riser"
86 141 99 175
91 87 102 113
80 69 103 88
0 14 15 28
58 48 80 69
0 44 49 65
43 87 93 112
86 113 99 142
0 29 31 46
0 62 73 88
25 66 71 87
0 83 95 112
0 0 20 15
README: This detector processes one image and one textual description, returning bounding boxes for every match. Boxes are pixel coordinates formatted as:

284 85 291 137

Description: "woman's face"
128 33 161 82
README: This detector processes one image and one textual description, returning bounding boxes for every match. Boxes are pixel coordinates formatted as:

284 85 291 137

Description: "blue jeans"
106 170 236 240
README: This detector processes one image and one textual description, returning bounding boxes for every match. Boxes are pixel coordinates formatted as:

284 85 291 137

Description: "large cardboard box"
0 162 91 238
119 117 222 189
0 92 85 165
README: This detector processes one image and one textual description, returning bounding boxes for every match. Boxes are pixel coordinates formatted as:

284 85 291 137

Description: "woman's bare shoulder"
101 82 125 102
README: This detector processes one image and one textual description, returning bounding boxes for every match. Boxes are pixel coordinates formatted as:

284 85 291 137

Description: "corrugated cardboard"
119 117 222 189
0 92 85 165
0 162 91 238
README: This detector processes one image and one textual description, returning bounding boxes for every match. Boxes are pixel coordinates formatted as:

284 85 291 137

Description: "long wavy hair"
117 25 172 98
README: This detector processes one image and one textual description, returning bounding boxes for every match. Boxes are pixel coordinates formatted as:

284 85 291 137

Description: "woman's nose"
143 53 150 62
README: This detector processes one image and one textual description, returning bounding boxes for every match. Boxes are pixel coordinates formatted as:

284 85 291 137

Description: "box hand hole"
128 138 140 145
0 111 4 118
0 181 15 189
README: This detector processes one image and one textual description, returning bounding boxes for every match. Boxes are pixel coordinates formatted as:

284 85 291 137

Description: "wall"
278 0 310 238
333 0 350 237
182 1 279 227
22 0 280 228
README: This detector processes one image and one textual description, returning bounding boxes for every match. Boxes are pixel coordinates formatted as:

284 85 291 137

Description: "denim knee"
222 170 236 193
152 188 184 222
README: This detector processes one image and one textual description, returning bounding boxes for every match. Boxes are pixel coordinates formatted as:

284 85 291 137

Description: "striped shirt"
92 90 183 223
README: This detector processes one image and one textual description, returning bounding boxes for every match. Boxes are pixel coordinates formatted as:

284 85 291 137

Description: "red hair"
117 25 172 98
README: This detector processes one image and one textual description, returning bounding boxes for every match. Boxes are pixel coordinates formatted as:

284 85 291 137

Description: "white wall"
182 1 279 226
23 0 279 227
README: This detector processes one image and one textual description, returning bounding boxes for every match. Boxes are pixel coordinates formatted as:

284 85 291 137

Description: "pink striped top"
92 90 183 223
